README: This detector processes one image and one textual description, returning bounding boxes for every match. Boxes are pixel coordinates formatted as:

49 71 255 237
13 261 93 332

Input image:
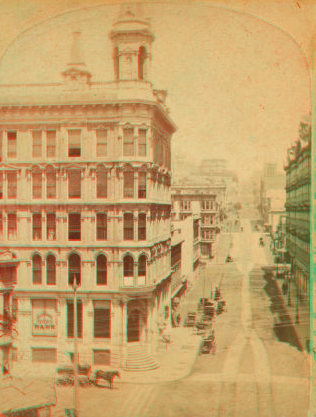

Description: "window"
124 171 134 198
11 347 18 362
32 130 42 157
68 170 81 198
47 168 56 198
32 348 56 363
138 129 147 156
0 214 3 240
123 255 134 277
32 170 42 199
46 130 56 157
12 297 18 321
32 254 42 284
194 220 199 239
47 213 56 240
138 255 147 277
138 46 146 80
96 254 107 285
202 200 214 210
96 213 107 241
96 129 107 156
114 47 119 80
7 131 17 158
67 300 82 338
47 255 56 285
96 167 107 198
0 174 3 199
123 213 134 240
7 213 17 241
68 213 81 240
7 172 17 199
123 128 134 156
93 300 111 338
181 201 191 211
93 349 110 365
32 213 42 240
68 130 81 157
68 253 81 286
138 214 146 241
138 172 146 198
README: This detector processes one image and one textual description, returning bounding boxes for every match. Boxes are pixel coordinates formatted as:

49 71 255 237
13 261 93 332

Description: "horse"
94 370 120 389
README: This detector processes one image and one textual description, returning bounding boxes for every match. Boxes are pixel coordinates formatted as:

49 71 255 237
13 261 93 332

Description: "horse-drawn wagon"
55 364 120 389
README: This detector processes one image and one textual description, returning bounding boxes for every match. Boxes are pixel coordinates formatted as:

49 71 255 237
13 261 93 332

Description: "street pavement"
50 211 311 417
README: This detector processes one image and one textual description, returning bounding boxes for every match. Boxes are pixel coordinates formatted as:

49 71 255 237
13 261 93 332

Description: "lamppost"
295 282 300 325
72 275 79 417
287 271 292 307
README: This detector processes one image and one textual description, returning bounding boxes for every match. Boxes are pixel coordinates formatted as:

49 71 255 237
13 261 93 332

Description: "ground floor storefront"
10 278 172 375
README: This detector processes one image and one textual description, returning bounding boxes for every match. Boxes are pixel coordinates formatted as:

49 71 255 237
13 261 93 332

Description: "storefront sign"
33 311 57 336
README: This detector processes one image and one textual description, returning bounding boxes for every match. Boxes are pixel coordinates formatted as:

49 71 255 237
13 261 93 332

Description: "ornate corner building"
0 7 176 374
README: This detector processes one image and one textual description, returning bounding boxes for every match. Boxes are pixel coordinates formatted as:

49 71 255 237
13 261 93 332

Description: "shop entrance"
127 309 140 342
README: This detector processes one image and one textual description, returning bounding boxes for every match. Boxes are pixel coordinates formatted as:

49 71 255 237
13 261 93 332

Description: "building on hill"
171 184 226 260
284 115 311 351
0 6 176 374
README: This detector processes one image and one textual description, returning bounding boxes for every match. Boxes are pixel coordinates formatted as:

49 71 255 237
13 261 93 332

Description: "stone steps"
125 344 159 372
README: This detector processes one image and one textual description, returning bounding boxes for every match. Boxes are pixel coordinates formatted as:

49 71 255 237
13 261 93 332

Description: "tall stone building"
0 7 176 374
284 115 311 350
171 185 226 260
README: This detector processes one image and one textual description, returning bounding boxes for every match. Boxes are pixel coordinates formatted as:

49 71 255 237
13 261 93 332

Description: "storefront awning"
1 376 56 414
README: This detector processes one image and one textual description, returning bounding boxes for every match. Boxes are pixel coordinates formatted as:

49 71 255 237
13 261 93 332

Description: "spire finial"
62 31 92 90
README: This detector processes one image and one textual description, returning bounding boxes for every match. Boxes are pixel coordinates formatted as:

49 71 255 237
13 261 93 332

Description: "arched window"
123 255 134 277
96 254 107 285
138 255 147 277
68 253 81 286
123 213 134 240
138 46 147 80
47 254 56 285
32 254 42 284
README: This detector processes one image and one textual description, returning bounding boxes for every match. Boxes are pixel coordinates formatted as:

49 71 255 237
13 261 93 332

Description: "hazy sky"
0 1 312 180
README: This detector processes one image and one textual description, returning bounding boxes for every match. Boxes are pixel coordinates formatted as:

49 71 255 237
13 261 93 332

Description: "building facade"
0 8 176 373
284 116 311 349
171 185 226 259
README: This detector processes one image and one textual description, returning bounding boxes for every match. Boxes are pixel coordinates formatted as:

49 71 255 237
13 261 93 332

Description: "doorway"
127 309 140 342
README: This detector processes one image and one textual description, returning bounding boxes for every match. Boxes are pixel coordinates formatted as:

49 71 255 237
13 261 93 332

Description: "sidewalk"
120 233 232 384
261 234 311 367
120 327 201 384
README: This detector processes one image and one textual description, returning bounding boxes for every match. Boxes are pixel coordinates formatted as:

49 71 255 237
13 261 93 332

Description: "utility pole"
73 275 79 417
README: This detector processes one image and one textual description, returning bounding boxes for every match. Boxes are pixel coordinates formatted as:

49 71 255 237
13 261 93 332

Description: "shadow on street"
263 273 302 351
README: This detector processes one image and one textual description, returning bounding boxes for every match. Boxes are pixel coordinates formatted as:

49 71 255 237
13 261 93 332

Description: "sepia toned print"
0 1 314 416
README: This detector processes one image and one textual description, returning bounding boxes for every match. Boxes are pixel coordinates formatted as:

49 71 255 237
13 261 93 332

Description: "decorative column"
121 301 128 368
134 211 138 242
134 126 139 157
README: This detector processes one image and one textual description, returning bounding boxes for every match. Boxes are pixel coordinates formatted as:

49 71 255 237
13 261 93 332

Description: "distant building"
284 115 311 350
259 163 286 235
171 185 226 259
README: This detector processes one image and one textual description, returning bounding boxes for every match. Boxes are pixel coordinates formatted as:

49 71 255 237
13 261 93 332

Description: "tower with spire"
109 5 154 82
